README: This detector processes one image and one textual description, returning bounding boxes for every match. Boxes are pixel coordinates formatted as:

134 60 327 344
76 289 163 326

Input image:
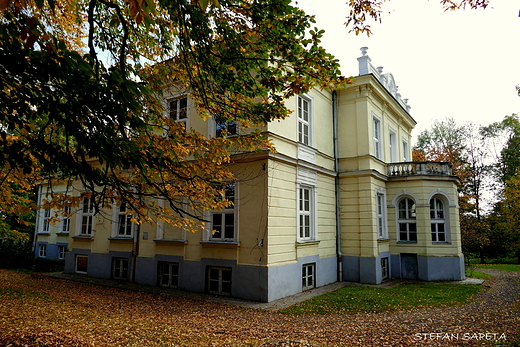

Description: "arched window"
398 197 416 242
430 197 446 242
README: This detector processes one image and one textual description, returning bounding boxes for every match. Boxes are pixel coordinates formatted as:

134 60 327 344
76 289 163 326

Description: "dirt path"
0 269 518 346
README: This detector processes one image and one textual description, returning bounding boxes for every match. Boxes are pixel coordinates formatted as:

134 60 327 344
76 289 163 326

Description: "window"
38 244 47 258
117 202 138 237
430 197 446 242
376 192 388 239
381 257 389 280
41 209 51 233
402 140 409 161
75 255 88 274
216 119 238 137
373 117 382 160
210 184 236 241
112 258 129 281
389 129 397 162
158 262 179 288
398 198 417 242
58 245 67 260
302 263 315 291
169 96 188 130
207 266 232 296
297 95 312 145
298 186 315 241
79 196 95 235
61 206 71 233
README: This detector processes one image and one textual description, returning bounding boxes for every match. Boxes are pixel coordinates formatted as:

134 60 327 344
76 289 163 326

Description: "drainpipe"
333 90 343 282
129 225 140 283
32 184 42 255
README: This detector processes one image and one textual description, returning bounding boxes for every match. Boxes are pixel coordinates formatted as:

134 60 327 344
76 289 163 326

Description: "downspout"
129 225 140 283
333 90 343 282
32 184 42 255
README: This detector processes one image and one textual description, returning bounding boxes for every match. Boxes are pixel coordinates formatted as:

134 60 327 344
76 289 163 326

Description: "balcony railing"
387 161 452 177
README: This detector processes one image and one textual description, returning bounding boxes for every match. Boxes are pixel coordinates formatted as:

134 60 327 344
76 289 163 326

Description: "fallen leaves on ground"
0 269 518 346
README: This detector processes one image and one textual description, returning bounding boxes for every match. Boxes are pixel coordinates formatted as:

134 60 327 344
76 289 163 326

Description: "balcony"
387 161 452 177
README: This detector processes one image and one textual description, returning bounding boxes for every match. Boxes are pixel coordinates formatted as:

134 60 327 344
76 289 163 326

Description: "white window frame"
297 185 318 242
296 168 318 242
302 263 315 291
75 255 88 274
389 127 397 163
77 195 95 236
208 183 238 242
402 139 410 162
58 245 67 260
168 95 189 130
41 208 51 233
376 189 388 239
38 243 47 258
397 197 417 242
158 262 179 288
373 114 382 160
155 197 187 240
60 206 71 233
297 95 313 146
207 266 232 296
113 202 138 238
430 197 448 243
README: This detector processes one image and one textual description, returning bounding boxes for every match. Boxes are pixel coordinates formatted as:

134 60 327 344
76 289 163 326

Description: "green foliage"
0 240 33 269
279 283 482 315
33 258 65 272
482 114 520 183
465 269 492 280
0 0 342 229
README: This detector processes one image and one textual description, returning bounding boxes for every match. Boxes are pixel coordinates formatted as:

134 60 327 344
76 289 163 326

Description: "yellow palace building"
34 48 464 302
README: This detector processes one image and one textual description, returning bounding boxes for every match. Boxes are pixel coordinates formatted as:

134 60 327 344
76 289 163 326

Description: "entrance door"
400 253 418 279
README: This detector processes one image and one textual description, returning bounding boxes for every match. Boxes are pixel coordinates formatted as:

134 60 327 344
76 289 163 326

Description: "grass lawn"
279 282 482 315
465 269 493 280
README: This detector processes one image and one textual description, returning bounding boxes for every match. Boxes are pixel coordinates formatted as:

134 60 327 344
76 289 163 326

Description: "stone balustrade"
387 161 452 177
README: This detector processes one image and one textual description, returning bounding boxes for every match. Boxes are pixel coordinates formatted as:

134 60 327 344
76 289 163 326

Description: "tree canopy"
345 0 489 35
0 0 343 238
0 0 496 241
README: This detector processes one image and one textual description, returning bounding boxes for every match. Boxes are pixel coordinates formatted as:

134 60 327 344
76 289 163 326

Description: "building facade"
34 48 464 302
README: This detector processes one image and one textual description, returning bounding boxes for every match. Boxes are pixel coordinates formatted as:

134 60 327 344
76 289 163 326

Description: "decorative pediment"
357 47 411 114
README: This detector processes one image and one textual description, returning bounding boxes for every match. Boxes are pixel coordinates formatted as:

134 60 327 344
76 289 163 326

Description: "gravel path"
0 269 518 346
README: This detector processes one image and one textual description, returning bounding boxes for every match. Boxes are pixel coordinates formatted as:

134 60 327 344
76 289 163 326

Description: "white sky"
295 0 520 143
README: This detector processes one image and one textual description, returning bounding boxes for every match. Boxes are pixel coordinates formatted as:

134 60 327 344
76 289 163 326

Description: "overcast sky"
295 0 520 143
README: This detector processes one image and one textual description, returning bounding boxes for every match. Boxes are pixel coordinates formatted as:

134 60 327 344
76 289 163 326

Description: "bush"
33 258 65 272
0 240 33 269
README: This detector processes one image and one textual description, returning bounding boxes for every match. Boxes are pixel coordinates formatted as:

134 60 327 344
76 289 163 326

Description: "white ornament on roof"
357 47 411 113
